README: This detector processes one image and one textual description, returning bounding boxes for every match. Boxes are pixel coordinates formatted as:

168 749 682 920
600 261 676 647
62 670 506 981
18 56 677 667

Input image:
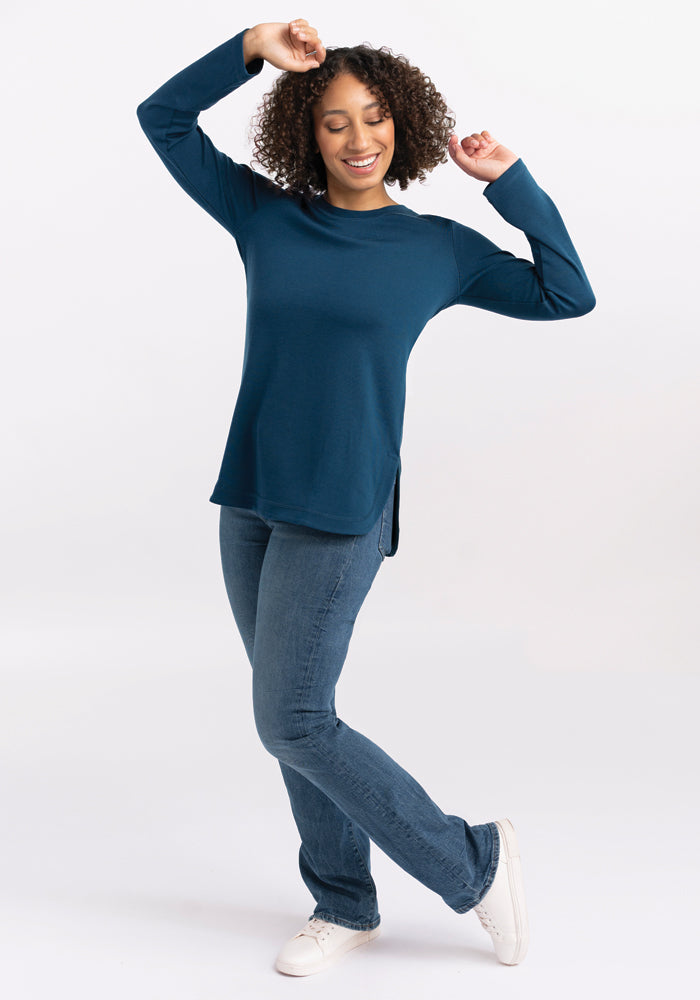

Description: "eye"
327 121 384 133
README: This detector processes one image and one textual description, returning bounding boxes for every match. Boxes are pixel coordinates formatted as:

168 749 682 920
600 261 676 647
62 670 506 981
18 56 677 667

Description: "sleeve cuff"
482 157 527 199
236 27 264 78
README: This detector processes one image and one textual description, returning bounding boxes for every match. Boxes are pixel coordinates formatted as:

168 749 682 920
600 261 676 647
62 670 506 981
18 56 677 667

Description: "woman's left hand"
448 131 519 183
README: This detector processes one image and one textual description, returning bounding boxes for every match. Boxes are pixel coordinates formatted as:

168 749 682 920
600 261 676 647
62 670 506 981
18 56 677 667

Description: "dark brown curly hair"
248 42 456 199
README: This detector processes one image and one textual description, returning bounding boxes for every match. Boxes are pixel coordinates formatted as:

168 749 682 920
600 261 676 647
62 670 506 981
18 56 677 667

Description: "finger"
297 33 326 63
303 48 325 67
448 136 475 166
290 22 325 57
290 22 307 42
452 134 478 149
459 136 492 157
458 139 482 158
290 21 316 41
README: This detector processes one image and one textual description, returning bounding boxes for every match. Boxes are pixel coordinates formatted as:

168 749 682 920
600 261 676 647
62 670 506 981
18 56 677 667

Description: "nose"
345 122 374 153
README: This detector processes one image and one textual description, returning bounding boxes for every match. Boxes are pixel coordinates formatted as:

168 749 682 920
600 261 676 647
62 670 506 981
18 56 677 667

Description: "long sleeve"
448 157 596 320
136 28 280 237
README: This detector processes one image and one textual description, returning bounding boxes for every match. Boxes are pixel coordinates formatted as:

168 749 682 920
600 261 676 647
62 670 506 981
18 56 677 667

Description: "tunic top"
136 27 596 557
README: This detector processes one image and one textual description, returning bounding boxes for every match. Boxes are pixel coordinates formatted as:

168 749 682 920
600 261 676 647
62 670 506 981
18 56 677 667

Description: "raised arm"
136 22 326 238
446 132 596 319
135 29 271 237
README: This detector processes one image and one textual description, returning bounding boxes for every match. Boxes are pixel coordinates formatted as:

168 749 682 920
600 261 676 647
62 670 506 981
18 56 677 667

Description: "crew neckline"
313 195 409 219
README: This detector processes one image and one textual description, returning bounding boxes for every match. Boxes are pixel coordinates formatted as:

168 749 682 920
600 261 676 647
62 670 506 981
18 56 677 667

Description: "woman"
136 17 595 977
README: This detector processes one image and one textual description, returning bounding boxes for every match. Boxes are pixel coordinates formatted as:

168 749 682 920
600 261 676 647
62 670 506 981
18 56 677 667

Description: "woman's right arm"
135 21 325 238
136 28 273 238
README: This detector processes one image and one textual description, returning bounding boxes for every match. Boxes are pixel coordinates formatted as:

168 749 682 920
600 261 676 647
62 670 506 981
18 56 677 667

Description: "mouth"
342 153 380 175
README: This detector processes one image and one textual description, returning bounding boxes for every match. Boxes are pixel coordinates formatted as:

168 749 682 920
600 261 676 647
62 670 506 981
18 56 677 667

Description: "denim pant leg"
229 481 498 921
219 500 379 930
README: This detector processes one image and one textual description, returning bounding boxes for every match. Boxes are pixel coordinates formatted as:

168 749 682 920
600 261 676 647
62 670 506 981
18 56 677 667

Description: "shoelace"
298 918 333 942
474 904 503 938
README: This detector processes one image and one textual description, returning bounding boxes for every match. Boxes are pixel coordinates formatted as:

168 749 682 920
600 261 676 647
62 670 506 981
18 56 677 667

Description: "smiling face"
312 73 396 210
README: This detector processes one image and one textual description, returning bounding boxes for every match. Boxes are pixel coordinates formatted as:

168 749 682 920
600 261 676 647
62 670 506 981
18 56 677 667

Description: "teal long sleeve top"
136 28 596 557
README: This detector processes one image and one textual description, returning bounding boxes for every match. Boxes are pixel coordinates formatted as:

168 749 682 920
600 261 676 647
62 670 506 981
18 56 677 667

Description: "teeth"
345 155 378 167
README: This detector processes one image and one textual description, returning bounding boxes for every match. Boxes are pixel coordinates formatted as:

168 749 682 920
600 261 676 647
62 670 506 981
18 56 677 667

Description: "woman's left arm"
446 131 596 320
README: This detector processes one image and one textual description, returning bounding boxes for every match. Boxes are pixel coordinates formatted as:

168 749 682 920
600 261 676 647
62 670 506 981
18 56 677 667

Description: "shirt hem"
209 488 386 537
209 458 401 546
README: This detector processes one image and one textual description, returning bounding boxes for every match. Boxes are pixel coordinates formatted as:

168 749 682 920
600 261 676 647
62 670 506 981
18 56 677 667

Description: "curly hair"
248 42 456 199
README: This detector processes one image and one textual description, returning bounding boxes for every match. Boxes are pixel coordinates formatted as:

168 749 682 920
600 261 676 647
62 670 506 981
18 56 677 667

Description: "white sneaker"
473 818 529 965
275 916 381 976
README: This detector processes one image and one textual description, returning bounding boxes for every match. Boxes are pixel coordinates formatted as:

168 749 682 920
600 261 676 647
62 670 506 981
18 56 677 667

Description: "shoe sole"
494 818 529 964
275 925 381 976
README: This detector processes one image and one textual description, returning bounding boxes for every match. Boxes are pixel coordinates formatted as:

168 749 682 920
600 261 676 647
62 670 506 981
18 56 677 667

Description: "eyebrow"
321 102 381 117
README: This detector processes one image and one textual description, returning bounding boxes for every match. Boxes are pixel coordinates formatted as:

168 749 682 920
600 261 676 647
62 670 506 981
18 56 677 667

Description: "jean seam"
295 535 358 742
303 727 474 897
348 818 378 908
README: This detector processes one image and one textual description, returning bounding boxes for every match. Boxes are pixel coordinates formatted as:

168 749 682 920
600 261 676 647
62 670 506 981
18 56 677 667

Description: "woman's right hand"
244 19 326 72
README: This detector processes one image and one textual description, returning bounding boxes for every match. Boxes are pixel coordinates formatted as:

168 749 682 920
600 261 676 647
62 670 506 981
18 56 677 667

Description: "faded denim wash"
218 479 499 930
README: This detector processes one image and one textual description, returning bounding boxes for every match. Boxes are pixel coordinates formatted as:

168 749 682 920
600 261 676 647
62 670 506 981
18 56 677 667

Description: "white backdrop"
1 1 698 996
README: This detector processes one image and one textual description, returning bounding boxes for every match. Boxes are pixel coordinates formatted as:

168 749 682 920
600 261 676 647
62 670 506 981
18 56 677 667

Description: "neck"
324 181 398 212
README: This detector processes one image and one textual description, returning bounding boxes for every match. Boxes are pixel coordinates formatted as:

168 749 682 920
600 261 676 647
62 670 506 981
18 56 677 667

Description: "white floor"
2 613 697 998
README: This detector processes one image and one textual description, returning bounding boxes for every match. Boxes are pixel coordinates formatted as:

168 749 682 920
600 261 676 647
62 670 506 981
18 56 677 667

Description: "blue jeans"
218 480 499 931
